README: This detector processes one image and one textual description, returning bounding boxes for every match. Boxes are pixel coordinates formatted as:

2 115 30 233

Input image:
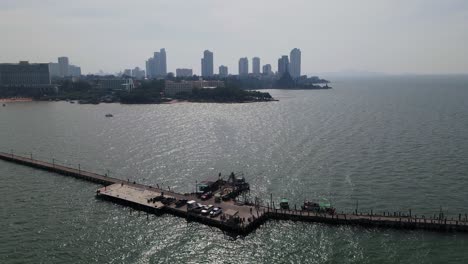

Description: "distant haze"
1 0 467 75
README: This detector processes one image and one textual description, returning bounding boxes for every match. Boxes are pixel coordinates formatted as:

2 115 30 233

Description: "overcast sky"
1 0 467 75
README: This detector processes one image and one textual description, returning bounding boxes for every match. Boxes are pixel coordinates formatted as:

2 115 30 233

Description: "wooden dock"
2 151 468 236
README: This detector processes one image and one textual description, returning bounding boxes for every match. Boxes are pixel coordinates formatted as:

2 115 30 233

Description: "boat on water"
302 198 335 215
280 198 290 210
2 104 5 107
105 114 113 117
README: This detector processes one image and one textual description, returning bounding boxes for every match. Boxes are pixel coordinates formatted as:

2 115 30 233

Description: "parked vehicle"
192 203 204 214
201 205 214 215
201 191 213 200
175 199 188 207
210 207 222 217
186 200 197 209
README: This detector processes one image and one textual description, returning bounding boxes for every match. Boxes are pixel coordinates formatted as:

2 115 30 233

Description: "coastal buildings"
289 48 301 79
123 69 132 76
252 57 260 76
219 65 228 77
262 64 273 76
201 50 214 77
238 57 249 76
48 63 59 77
165 81 193 96
145 48 167 79
131 67 145 79
278 55 289 76
97 78 134 91
69 65 82 77
58 57 69 77
49 57 81 78
0 61 51 87
176 68 193 77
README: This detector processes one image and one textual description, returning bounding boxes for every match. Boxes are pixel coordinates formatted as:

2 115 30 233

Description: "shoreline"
0 97 34 103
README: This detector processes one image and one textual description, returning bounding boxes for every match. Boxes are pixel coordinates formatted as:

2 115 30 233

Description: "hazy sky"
1 0 467 75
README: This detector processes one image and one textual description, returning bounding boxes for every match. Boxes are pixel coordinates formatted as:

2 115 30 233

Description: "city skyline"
1 1 467 75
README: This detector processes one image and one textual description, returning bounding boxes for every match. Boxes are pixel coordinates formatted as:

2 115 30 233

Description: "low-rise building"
165 80 225 96
0 61 51 87
165 81 193 96
97 78 134 91
176 68 193 77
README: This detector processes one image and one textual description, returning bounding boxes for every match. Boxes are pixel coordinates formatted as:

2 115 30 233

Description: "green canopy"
319 198 331 208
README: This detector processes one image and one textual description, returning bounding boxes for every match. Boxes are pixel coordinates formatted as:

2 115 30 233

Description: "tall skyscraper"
252 57 260 75
159 48 167 76
278 55 289 76
145 48 167 78
58 57 69 77
289 48 301 78
146 57 155 78
201 50 214 77
238 57 249 76
219 65 228 77
262 64 272 75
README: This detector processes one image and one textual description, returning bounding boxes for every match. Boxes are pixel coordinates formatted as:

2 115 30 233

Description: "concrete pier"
2 151 467 236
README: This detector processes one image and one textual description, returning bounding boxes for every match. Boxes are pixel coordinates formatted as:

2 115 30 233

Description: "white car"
210 207 222 217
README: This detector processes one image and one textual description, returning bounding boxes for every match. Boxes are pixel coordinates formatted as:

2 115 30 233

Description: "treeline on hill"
175 85 272 103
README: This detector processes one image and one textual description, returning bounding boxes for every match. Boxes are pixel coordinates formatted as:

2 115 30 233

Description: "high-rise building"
238 57 249 76
146 57 155 78
278 55 289 77
262 64 273 75
289 48 301 78
219 65 228 77
159 48 167 76
145 48 167 79
176 68 193 77
252 57 260 75
201 50 214 77
58 57 69 77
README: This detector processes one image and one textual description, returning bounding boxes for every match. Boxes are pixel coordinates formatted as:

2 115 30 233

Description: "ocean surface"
1 75 468 263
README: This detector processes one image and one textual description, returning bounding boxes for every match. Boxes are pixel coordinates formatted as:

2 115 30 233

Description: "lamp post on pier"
78 164 81 175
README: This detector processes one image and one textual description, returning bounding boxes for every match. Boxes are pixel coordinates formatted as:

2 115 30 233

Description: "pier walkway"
2 151 468 236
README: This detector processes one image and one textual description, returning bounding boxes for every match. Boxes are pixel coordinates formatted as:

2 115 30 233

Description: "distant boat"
70 101 75 104
2 104 5 107
105 114 113 117
280 198 290 210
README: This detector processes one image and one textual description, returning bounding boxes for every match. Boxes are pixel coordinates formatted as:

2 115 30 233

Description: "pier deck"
2 151 468 236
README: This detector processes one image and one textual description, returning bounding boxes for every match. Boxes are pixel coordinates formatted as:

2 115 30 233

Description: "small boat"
105 114 113 117
302 198 335 215
70 101 75 104
2 104 5 107
279 198 290 210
